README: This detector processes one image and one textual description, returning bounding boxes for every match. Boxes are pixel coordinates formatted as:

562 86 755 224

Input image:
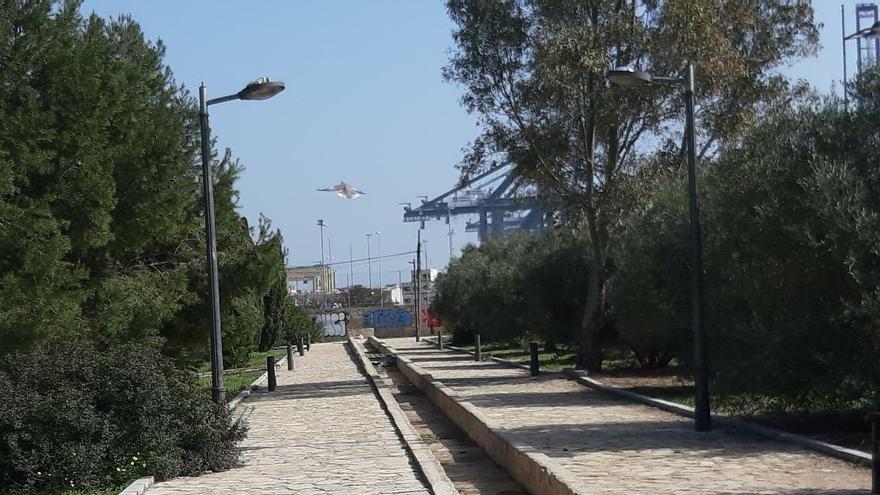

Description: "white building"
286 264 336 295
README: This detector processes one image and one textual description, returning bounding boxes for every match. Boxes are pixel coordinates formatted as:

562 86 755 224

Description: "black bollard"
267 356 277 392
529 342 539 377
438 330 443 350
307 333 311 351
474 334 482 362
869 412 880 494
286 342 294 371
297 337 305 357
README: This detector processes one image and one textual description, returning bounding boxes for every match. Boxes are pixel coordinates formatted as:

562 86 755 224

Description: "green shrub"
0 339 246 491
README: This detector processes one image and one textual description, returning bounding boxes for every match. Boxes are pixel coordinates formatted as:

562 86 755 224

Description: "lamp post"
376 231 382 306
366 233 373 296
199 77 285 403
606 63 709 432
317 219 326 295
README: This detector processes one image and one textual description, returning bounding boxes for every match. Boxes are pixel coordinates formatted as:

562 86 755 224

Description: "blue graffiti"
363 309 413 329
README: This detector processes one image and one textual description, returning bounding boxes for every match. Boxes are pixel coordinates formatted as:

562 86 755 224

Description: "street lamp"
366 233 373 293
199 77 285 403
317 219 326 290
606 63 710 432
376 232 382 306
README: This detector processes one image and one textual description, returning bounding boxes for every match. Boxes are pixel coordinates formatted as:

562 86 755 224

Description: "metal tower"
857 3 880 73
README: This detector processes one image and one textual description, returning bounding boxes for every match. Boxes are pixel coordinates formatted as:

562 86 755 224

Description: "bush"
0 340 246 491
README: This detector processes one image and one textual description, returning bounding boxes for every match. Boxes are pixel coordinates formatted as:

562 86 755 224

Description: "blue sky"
79 1 868 288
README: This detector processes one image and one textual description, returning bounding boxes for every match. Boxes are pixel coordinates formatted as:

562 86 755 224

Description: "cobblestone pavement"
383 338 871 495
148 342 430 495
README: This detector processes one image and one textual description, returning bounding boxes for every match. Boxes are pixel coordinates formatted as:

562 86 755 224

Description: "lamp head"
238 77 285 100
605 67 653 86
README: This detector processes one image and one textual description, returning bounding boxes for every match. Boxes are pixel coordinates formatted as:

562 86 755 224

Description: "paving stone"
383 337 872 495
148 342 430 495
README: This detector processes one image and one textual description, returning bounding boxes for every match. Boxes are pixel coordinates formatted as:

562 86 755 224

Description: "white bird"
317 181 365 199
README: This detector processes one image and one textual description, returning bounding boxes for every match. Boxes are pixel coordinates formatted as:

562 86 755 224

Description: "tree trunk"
576 262 604 372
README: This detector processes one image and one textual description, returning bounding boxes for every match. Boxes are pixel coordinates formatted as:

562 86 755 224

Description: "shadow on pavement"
245 379 368 402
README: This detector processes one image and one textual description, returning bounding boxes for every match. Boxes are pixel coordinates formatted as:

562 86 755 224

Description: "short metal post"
474 334 481 361
298 337 305 357
438 330 443 350
307 333 311 351
529 342 539 376
868 412 880 494
287 342 294 371
267 356 277 392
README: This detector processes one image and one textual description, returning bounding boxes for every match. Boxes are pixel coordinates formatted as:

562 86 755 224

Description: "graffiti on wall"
318 312 348 336
362 309 413 329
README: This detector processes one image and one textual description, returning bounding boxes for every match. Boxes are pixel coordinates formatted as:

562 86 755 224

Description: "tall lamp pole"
366 233 373 297
199 77 285 403
845 22 880 493
349 244 354 308
376 231 382 306
606 63 709 431
317 219 326 288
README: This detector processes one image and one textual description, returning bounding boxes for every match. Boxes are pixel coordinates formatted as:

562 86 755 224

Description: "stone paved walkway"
148 342 430 495
382 337 871 495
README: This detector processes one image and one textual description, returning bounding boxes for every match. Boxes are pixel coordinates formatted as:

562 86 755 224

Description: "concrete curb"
119 476 154 495
371 337 587 495
425 338 553 374
129 355 289 494
562 369 872 467
348 336 459 495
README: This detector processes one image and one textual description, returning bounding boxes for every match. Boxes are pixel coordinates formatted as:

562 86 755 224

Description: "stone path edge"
348 336 459 495
122 357 287 495
426 336 872 468
370 336 588 495
561 369 872 467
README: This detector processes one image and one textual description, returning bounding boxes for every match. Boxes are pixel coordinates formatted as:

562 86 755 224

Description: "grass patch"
199 370 263 397
239 348 288 369
195 348 288 373
453 341 577 371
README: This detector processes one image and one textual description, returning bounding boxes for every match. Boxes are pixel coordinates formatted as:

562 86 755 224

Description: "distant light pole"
317 219 326 289
606 63 709 432
348 244 354 308
199 77 285 403
366 233 373 296
376 231 382 306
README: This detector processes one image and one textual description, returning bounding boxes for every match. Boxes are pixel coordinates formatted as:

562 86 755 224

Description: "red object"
422 308 441 329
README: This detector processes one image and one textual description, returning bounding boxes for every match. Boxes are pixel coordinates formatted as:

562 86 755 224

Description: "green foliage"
444 0 819 370
0 1 288 370
282 304 322 344
612 164 691 367
434 231 590 346
614 69 880 404
0 339 246 491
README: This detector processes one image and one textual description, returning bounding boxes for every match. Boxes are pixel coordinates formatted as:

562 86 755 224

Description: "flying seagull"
317 181 365 199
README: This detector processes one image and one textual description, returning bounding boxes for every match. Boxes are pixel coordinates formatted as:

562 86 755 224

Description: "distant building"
286 264 335 295
394 269 440 306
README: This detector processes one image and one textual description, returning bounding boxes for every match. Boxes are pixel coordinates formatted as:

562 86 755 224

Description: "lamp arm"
206 93 241 106
652 76 687 86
